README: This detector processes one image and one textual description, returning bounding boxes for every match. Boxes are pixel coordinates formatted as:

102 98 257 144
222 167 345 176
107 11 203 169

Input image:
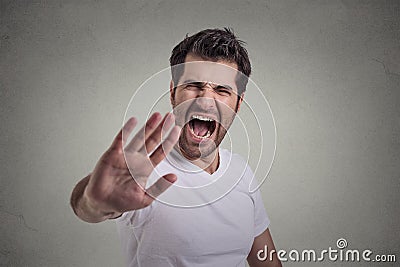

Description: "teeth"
191 115 214 122
189 127 211 139
197 130 211 139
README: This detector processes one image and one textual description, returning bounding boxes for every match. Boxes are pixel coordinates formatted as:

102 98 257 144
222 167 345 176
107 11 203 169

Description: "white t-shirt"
116 148 270 267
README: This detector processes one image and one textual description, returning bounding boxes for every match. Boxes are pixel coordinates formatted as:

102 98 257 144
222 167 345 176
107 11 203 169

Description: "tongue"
193 120 209 137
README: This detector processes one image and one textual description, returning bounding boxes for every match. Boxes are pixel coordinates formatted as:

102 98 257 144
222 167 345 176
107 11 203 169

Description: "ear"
236 93 244 112
169 80 175 106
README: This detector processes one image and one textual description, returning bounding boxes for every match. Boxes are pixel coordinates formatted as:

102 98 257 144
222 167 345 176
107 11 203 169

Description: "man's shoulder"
220 148 256 189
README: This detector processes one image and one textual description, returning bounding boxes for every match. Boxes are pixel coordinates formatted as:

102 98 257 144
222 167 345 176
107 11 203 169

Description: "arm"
247 228 282 267
70 113 180 223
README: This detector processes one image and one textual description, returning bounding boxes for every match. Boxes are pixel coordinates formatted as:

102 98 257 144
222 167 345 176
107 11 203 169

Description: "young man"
71 28 282 267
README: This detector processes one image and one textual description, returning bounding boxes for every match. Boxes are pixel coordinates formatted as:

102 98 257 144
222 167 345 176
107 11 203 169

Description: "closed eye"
215 86 232 96
181 81 234 96
184 82 205 89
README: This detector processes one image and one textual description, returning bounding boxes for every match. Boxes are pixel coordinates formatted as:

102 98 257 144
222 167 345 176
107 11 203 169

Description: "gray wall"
1 0 399 266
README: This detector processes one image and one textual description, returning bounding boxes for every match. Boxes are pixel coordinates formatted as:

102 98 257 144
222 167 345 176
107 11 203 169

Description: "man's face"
170 54 243 160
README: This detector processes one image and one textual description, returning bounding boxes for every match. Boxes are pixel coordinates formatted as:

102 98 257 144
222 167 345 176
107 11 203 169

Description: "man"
71 28 282 267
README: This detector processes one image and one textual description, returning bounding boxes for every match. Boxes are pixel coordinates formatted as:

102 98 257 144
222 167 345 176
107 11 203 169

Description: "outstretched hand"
83 112 181 218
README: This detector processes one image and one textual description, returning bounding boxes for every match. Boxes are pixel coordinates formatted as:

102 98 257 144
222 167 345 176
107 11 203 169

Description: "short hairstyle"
169 28 251 96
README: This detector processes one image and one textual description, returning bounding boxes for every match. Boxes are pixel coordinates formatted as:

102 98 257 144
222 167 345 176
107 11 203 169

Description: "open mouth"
188 115 217 139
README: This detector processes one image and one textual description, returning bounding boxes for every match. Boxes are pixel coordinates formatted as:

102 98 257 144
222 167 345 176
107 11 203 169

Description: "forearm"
247 229 282 267
70 175 120 223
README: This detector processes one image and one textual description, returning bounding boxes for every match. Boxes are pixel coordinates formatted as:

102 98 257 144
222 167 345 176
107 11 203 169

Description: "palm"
86 113 180 214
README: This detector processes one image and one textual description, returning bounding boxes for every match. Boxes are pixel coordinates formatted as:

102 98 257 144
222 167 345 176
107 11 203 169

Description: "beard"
177 110 237 161
178 122 224 160
172 96 238 161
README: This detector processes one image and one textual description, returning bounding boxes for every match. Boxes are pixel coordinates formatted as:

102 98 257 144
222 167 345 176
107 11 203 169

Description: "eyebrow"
181 79 234 91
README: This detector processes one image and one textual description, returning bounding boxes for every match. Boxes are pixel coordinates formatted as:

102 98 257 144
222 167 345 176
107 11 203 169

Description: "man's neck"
177 146 220 174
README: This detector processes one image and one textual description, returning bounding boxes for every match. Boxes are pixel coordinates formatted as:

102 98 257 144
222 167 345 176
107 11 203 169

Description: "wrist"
70 175 115 223
79 187 119 222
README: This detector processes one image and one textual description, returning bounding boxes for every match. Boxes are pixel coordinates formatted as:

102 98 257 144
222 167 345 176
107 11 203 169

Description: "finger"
110 117 138 151
125 112 162 152
143 173 177 205
149 125 181 166
139 113 175 155
122 117 138 145
130 175 148 190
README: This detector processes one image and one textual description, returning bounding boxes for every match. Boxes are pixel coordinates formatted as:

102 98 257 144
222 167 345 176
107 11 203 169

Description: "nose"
196 84 216 110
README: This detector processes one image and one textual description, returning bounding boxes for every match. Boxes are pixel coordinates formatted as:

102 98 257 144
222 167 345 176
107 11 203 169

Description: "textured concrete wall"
1 0 399 266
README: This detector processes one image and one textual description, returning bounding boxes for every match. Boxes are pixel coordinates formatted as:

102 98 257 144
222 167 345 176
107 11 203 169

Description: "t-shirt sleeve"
115 210 135 225
251 188 270 237
234 152 271 238
115 203 155 227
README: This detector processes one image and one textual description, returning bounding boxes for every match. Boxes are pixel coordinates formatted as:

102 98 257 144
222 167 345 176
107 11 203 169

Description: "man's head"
170 28 251 97
168 28 252 160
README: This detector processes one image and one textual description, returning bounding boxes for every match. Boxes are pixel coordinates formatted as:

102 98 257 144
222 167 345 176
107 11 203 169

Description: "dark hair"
169 28 251 96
